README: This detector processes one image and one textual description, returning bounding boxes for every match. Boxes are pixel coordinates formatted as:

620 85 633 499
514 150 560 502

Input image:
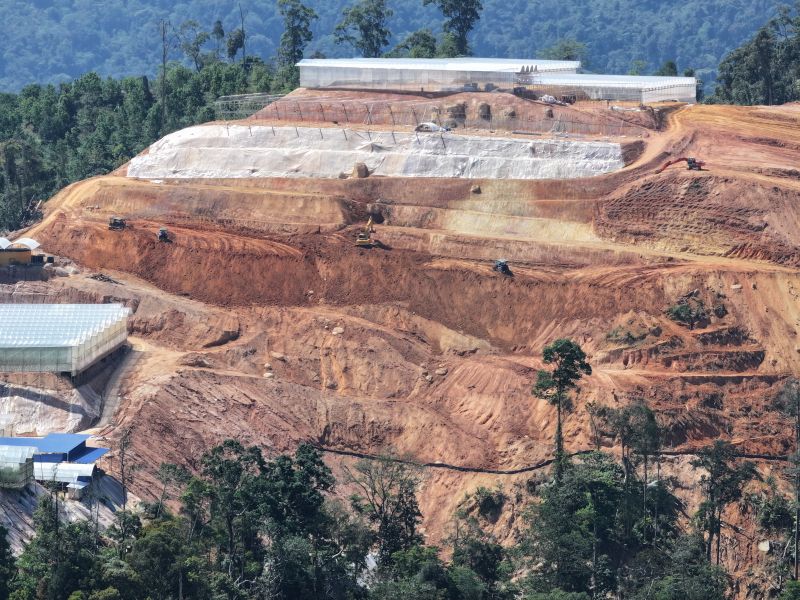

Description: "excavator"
656 157 705 174
355 217 375 248
108 217 126 230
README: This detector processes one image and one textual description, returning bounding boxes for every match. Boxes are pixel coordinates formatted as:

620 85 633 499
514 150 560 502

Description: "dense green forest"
710 4 800 104
2 342 800 599
0 0 784 93
0 62 273 231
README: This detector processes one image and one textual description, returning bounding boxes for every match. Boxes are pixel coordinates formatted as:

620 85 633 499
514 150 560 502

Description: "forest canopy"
0 0 785 93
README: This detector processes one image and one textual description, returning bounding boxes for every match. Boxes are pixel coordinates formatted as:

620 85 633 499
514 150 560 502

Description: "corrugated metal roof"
35 433 89 453
34 461 96 484
298 57 581 73
0 303 131 348
73 447 109 464
0 433 88 453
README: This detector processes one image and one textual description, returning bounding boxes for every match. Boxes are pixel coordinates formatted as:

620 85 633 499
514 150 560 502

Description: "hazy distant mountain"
0 0 781 91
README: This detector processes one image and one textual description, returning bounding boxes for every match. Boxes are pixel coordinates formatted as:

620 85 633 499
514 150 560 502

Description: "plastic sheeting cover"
128 125 625 181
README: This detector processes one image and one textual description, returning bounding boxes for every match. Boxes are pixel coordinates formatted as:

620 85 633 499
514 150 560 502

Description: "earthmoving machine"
355 217 375 248
108 217 126 230
157 227 170 242
656 157 705 174
493 259 512 276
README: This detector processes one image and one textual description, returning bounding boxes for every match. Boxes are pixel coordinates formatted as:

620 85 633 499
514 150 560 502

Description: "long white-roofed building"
297 57 697 103
0 304 131 375
298 57 580 92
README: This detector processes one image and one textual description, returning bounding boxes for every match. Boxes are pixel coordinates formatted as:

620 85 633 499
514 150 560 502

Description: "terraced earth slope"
8 90 800 595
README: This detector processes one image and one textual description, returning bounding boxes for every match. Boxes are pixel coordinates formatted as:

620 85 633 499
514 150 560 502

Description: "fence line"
250 100 648 138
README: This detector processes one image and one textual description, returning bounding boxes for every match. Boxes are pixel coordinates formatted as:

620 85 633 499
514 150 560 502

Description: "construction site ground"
6 90 800 595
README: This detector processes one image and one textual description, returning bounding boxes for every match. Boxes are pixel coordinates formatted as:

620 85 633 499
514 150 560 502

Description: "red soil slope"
12 95 800 597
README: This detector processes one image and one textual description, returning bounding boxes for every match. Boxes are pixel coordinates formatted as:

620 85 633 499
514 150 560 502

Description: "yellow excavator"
355 216 375 248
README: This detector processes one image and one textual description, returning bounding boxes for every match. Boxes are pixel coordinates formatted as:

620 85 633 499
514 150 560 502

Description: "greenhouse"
297 58 697 103
0 445 35 489
0 304 131 375
525 73 698 103
298 57 580 92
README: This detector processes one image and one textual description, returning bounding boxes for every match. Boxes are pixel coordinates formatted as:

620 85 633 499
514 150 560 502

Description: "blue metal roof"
72 447 109 464
0 434 108 462
33 433 90 454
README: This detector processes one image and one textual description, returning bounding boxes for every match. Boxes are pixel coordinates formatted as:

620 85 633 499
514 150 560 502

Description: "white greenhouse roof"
0 445 36 464
9 237 40 250
0 304 131 348
0 239 10 250
533 73 697 91
298 57 581 73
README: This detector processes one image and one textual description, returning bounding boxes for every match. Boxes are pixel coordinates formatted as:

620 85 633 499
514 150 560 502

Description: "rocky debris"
180 355 212 368
731 284 743 291
352 162 369 179
89 273 121 284
263 372 274 379
270 351 287 362
435 368 448 376
471 185 481 194
332 326 345 336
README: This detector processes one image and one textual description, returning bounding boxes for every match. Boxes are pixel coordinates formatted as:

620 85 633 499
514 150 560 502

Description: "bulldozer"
157 227 170 242
493 259 512 276
355 217 375 248
108 217 126 230
656 157 705 174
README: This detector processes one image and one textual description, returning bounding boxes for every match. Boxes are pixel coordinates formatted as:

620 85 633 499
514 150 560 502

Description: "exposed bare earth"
8 92 800 597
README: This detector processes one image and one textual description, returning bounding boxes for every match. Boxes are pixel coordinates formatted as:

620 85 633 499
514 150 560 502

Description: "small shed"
0 237 40 266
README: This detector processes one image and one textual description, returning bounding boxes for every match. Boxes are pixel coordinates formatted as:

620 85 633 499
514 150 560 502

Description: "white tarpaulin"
127 125 624 181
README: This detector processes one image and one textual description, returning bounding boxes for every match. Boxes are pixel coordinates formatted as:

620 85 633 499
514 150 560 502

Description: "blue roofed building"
0 433 109 464
0 433 109 497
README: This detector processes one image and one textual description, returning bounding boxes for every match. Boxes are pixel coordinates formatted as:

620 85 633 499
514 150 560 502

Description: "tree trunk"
643 454 648 526
239 3 247 69
160 20 169 132
227 516 235 578
654 460 660 547
555 399 564 481
591 507 598 599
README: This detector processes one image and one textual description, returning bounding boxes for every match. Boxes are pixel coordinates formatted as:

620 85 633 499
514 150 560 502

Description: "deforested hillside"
4 87 800 596
0 0 782 91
